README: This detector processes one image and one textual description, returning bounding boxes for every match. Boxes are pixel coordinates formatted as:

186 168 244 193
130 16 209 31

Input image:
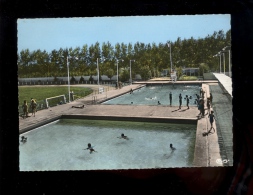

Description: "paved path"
19 81 232 167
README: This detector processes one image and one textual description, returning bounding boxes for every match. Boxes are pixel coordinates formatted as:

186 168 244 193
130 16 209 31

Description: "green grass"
178 76 198 81
18 86 93 106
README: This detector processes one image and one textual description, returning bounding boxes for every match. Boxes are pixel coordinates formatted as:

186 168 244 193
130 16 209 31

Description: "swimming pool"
102 84 202 106
19 118 196 171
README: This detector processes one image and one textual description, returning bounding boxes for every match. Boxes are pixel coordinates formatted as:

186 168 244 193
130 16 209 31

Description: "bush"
70 76 76 84
89 75 94 82
79 76 85 83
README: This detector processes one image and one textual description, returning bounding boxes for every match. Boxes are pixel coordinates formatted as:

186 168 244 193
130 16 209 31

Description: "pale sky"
18 14 231 53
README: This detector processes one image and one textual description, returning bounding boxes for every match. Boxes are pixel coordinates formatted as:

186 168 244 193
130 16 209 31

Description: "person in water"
170 143 176 150
117 133 129 140
158 101 161 105
21 136 27 143
84 143 97 154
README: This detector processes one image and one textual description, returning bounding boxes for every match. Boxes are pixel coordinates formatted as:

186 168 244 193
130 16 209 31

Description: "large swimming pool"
102 84 202 106
20 118 196 171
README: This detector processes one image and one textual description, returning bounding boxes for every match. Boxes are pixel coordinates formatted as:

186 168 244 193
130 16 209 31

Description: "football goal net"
45 95 66 108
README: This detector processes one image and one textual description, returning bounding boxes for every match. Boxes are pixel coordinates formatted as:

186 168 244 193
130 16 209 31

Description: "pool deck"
19 79 232 168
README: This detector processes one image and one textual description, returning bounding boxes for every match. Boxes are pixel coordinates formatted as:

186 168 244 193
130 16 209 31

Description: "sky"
18 14 231 53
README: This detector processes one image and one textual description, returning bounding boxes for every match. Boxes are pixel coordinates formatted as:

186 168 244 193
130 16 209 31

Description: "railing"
18 82 130 115
18 80 118 86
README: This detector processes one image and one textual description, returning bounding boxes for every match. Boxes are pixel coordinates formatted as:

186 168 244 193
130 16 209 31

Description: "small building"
182 68 199 76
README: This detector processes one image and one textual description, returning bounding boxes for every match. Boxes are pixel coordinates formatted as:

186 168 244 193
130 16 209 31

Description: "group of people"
197 88 216 130
22 98 37 118
157 92 190 109
20 136 27 143
84 133 176 154
84 133 130 154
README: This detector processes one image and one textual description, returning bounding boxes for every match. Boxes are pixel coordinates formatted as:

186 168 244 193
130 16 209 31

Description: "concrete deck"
19 79 232 168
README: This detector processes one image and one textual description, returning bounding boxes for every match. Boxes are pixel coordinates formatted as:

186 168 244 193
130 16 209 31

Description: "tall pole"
228 50 231 77
67 56 70 102
170 43 172 73
130 60 135 85
219 54 221 73
97 58 99 86
223 53 225 74
117 60 119 85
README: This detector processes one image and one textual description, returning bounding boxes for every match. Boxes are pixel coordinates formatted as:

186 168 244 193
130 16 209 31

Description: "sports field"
18 86 93 106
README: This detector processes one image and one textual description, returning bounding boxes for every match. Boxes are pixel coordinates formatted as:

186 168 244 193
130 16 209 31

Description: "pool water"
102 84 202 106
20 119 196 171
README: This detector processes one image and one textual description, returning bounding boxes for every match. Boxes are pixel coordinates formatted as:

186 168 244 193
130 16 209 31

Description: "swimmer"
84 143 97 154
21 136 27 143
72 105 84 108
170 144 176 150
117 133 129 140
158 101 161 105
130 88 133 94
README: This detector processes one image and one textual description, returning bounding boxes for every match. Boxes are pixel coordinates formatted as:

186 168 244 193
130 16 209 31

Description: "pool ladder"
92 95 97 104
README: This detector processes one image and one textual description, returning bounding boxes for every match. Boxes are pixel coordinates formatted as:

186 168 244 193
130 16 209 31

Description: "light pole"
213 52 222 73
223 46 231 77
63 56 78 102
116 59 124 86
96 57 106 86
129 60 135 85
222 52 226 74
167 42 173 73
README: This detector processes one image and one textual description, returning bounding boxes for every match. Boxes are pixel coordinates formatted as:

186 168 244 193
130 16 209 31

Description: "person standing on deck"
185 95 190 109
179 93 182 109
207 98 211 114
208 111 215 130
169 92 172 106
22 100 29 118
209 93 213 105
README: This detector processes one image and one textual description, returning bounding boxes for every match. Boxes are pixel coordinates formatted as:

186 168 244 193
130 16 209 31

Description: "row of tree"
18 29 231 81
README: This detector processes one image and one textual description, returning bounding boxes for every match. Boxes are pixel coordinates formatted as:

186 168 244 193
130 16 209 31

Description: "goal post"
45 95 66 108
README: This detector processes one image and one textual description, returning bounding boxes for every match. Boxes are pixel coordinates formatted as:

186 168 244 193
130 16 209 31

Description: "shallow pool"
102 84 202 106
20 119 196 171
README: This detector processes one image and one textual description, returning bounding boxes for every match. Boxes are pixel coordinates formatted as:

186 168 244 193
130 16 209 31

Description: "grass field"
178 76 198 81
18 86 93 106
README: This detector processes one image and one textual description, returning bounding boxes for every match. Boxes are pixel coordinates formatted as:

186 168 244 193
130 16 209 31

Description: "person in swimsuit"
170 143 176 150
84 143 97 154
169 92 172 106
21 136 27 143
117 133 129 140
208 111 215 130
72 105 84 108
179 94 182 109
185 95 190 109
22 100 29 118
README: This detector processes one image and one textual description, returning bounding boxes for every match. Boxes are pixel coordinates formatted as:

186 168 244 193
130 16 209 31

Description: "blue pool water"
102 84 202 106
19 119 196 171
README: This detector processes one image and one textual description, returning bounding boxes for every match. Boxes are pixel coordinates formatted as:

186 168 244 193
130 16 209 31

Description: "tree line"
18 29 231 81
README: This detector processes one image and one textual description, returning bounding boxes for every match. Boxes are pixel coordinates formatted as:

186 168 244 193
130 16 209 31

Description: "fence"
18 82 130 116
18 80 118 86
